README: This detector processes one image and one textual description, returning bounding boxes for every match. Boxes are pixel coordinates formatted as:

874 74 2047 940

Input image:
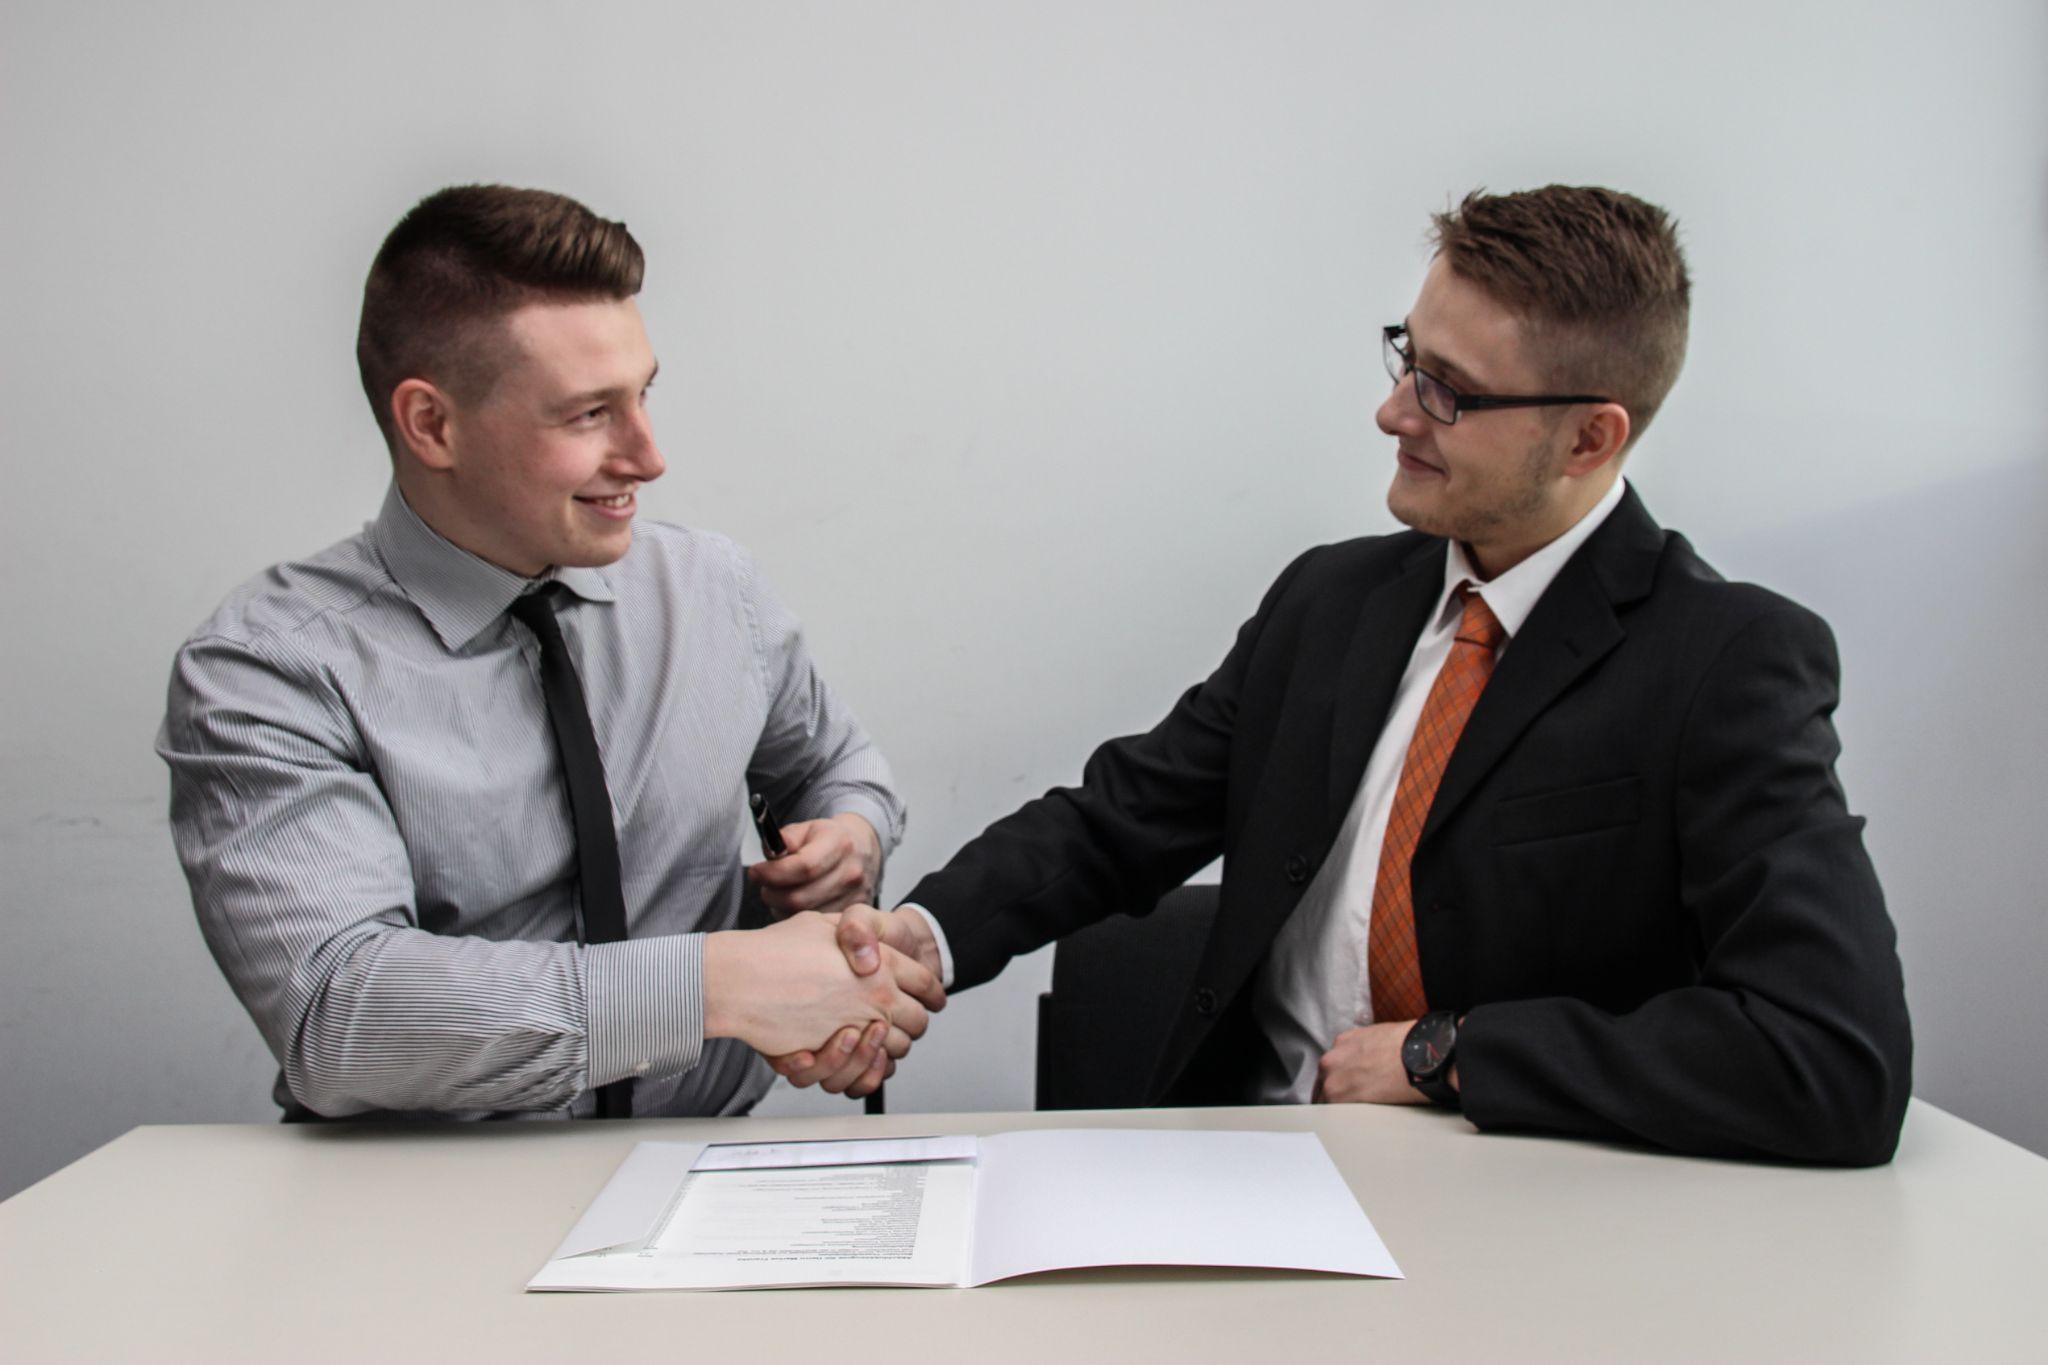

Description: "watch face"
1404 1013 1456 1078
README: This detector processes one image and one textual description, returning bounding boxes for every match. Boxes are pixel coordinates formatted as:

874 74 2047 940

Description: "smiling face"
398 296 665 577
1376 256 1620 578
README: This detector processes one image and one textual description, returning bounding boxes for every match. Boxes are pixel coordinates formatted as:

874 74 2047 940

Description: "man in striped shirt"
159 185 938 1121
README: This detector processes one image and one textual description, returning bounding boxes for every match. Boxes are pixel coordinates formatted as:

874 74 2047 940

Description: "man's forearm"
1456 988 1909 1166
280 924 704 1117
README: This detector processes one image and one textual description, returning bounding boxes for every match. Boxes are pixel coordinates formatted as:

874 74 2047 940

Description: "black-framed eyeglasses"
1383 324 1611 426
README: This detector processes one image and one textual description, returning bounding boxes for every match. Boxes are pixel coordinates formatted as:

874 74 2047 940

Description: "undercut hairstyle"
1430 185 1690 448
356 184 645 452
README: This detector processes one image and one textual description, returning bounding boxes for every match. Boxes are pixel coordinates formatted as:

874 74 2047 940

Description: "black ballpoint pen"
749 792 787 858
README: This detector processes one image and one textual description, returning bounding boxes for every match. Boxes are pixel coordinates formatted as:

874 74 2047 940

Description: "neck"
393 468 546 578
1464 471 1619 580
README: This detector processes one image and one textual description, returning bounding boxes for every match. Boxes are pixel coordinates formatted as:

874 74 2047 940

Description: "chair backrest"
1035 884 1220 1110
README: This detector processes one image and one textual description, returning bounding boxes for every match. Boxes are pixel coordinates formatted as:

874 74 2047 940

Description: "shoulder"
1258 527 1440 612
164 531 395 745
176 527 391 671
1596 530 1848 744
1643 532 1836 657
1294 527 1438 578
603 520 799 663
609 518 756 600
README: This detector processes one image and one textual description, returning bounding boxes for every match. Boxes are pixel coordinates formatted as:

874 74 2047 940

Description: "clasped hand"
744 812 881 916
704 906 945 1098
770 905 947 1097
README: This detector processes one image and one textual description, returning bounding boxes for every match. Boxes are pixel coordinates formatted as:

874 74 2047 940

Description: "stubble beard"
1389 436 1557 548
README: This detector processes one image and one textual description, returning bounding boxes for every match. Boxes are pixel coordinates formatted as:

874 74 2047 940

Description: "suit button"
1194 987 1218 1016
1284 855 1311 884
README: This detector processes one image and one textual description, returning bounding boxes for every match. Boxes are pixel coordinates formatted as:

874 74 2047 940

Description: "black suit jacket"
909 488 1912 1165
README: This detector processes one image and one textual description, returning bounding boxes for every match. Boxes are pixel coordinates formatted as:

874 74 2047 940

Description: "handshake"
701 811 945 1098
702 905 946 1099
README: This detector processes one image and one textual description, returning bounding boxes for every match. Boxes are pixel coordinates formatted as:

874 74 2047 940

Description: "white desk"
3 1101 2042 1363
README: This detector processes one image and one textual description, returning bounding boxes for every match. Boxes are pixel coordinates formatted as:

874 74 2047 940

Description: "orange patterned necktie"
1366 583 1506 1023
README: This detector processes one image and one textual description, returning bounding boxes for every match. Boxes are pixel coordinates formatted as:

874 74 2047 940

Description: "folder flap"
549 1140 704 1260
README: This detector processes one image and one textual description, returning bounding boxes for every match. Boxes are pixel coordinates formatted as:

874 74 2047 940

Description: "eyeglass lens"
1384 330 1457 423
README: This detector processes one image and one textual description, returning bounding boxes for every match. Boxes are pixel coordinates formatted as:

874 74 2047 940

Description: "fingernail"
853 945 878 971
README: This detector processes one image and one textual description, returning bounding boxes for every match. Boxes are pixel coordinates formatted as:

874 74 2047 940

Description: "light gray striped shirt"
158 483 904 1120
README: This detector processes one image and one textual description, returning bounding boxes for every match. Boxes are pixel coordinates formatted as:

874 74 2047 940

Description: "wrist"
700 931 751 1041
833 812 884 900
892 906 946 980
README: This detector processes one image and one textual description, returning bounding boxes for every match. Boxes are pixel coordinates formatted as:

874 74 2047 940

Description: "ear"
1562 401 1630 478
390 379 460 471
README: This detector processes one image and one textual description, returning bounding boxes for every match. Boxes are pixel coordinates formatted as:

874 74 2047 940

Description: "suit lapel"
1326 540 1445 826
1419 486 1666 844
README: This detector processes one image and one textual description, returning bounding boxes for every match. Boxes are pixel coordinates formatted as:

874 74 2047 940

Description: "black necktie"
509 584 634 1119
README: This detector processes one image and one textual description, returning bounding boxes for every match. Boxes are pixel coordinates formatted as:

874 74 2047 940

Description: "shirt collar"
368 482 617 652
1432 474 1629 641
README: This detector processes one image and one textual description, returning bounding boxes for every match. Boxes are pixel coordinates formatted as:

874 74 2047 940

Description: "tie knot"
1453 583 1505 651
508 582 565 632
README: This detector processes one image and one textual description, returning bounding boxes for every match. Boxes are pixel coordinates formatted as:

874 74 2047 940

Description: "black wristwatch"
1403 1010 1461 1106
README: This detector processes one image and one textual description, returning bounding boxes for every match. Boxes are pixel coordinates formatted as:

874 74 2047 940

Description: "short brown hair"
356 184 645 450
1430 186 1689 446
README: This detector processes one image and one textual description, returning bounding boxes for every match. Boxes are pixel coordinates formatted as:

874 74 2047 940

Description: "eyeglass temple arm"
1457 393 1613 411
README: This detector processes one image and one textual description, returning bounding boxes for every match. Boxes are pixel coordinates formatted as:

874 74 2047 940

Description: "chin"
562 527 636 569
1386 483 1449 538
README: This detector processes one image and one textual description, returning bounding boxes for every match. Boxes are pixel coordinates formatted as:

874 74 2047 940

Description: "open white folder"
528 1128 1402 1291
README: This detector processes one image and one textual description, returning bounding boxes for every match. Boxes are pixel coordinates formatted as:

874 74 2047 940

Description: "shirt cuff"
898 903 955 989
583 934 705 1090
826 794 903 856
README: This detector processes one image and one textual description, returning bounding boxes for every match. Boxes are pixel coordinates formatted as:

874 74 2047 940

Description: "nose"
615 403 666 483
1376 373 1425 438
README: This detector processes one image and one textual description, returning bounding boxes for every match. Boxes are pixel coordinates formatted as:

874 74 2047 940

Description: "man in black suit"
783 185 1911 1165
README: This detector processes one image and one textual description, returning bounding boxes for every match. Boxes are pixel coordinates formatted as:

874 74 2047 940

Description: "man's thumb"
837 907 882 975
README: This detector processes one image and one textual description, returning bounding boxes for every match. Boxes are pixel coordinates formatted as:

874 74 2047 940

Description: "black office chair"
1035 884 1220 1110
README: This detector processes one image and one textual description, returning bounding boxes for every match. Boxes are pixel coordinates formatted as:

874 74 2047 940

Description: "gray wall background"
3 1 2043 1200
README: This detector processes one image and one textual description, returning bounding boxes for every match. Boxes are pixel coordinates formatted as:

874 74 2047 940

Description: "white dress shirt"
1249 475 1629 1102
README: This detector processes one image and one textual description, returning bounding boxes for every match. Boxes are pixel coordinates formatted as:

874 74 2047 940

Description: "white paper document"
692 1134 978 1171
528 1128 1402 1291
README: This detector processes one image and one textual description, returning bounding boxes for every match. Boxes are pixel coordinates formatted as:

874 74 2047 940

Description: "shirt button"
1284 854 1311 884
1194 987 1218 1016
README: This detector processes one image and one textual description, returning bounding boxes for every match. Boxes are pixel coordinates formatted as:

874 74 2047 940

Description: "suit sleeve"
909 548 1320 989
1456 603 1913 1165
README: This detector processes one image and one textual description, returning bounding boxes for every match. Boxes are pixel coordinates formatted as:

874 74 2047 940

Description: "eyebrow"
558 359 661 413
1404 322 1488 391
